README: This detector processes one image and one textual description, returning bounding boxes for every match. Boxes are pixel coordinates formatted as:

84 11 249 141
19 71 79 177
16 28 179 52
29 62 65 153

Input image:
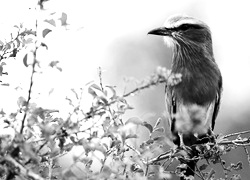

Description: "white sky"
1 0 250 130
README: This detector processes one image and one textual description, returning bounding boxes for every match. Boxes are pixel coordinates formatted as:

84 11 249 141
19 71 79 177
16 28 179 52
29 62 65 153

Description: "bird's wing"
164 85 174 129
211 75 223 130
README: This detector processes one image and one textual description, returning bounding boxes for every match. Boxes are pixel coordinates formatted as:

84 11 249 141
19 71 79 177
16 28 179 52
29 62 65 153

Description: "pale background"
1 0 250 179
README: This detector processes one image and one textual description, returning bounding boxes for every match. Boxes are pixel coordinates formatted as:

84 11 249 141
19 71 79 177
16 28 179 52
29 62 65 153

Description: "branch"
147 131 250 165
20 47 37 134
5 155 45 180
223 130 250 138
20 20 38 134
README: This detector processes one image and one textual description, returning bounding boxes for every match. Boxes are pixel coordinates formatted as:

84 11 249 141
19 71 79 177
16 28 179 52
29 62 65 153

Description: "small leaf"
143 121 153 133
25 38 33 44
41 42 48 49
4 43 11 50
199 164 208 171
153 136 165 142
126 134 138 139
153 127 165 133
56 67 62 72
16 38 21 48
63 143 74 152
131 163 143 173
44 19 56 27
23 54 28 67
91 83 102 91
125 117 142 125
42 28 52 38
88 86 97 97
59 12 68 26
145 139 154 144
17 96 27 107
9 48 18 57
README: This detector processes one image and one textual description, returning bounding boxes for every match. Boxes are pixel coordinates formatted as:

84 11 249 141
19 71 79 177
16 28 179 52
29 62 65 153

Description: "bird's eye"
179 24 190 31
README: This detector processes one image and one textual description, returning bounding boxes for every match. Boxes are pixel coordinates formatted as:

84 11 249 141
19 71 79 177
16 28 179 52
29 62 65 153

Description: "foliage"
0 1 250 180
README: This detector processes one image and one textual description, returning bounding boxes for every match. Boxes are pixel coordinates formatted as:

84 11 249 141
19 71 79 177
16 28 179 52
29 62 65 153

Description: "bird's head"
148 14 212 49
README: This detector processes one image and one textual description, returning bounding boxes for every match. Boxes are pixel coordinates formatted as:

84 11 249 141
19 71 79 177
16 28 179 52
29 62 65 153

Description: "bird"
148 14 222 179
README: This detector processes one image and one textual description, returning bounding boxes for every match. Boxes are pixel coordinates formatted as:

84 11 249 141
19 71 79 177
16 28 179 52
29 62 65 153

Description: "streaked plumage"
148 14 222 179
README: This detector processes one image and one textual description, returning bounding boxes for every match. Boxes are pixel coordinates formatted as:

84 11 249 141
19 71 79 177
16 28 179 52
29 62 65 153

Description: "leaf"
153 127 165 133
41 42 48 49
42 28 52 38
63 169 77 180
56 67 62 72
17 96 27 107
59 12 68 26
44 19 56 26
4 43 11 50
9 48 18 57
143 121 153 133
153 136 165 142
23 54 28 67
131 163 143 173
101 166 112 178
25 38 33 44
90 83 102 91
106 85 117 98
125 117 143 125
88 86 97 97
199 164 208 171
126 134 138 139
16 38 20 48
145 139 154 144
63 143 74 152
49 61 59 67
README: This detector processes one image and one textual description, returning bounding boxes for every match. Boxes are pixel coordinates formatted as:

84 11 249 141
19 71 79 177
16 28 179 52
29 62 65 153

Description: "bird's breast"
171 66 219 105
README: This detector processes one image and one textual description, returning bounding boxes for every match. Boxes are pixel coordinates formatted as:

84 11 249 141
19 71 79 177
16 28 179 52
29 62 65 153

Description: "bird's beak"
148 27 171 36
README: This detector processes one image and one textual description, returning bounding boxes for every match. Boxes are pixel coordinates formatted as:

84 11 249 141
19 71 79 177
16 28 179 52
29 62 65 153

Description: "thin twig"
219 157 228 180
145 158 149 176
223 130 250 138
20 47 37 134
243 146 250 167
98 67 104 91
20 19 38 134
125 143 141 156
123 79 166 98
47 158 53 180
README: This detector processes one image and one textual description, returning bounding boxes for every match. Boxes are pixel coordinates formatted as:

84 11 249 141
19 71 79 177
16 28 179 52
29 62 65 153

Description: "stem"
20 19 38 134
20 47 37 134
223 130 250 138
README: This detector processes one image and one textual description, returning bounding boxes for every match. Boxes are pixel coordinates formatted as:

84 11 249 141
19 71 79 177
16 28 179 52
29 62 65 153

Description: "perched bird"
148 15 222 179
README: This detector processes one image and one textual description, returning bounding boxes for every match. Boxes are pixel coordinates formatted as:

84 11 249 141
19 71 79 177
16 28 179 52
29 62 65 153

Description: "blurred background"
1 0 250 179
